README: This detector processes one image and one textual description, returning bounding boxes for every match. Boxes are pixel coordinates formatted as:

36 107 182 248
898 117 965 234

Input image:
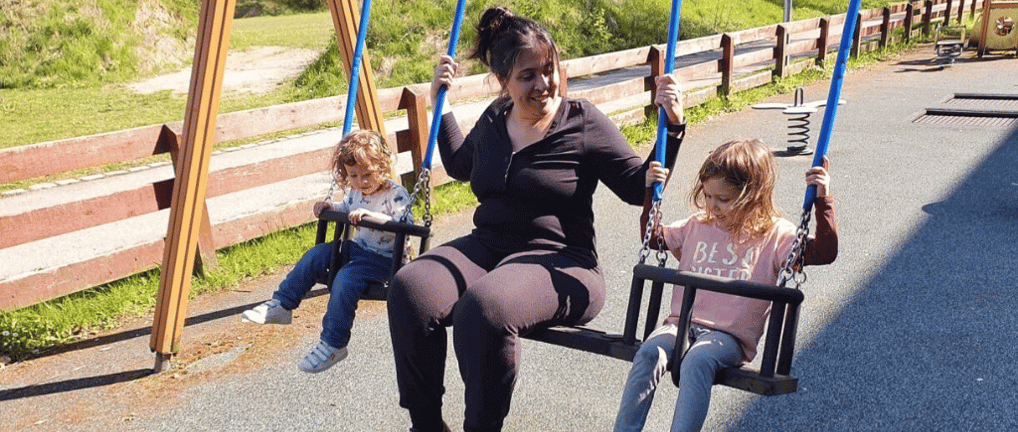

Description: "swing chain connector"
323 171 341 205
639 200 668 265
404 168 433 228
778 209 812 289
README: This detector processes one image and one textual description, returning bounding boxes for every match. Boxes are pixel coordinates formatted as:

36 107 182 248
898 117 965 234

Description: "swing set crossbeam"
524 264 803 396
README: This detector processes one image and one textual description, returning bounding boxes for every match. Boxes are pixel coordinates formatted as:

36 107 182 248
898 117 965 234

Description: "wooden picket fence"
0 0 979 311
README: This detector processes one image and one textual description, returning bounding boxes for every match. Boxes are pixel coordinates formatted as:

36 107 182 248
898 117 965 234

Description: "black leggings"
387 234 606 432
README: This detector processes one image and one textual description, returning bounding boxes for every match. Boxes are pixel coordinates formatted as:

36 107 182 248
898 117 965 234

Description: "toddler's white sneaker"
297 340 348 373
241 299 292 324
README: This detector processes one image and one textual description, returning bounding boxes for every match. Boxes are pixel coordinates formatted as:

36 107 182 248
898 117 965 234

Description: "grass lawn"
230 11 335 50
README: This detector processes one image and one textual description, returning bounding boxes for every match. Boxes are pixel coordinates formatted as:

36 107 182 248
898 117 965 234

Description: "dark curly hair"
468 7 559 83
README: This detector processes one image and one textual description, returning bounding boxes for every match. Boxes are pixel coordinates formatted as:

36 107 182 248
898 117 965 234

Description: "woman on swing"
386 7 685 432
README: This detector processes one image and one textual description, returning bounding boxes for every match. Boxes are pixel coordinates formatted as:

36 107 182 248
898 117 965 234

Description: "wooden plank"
784 17 822 35
774 25 789 79
720 34 734 96
571 77 646 107
786 38 819 57
0 125 171 184
785 59 815 76
881 7 892 48
731 70 773 93
151 0 235 356
650 34 725 59
685 86 716 109
560 46 652 78
732 47 775 69
730 25 778 45
0 140 334 249
0 197 317 311
675 61 720 82
818 17 831 68
397 87 429 191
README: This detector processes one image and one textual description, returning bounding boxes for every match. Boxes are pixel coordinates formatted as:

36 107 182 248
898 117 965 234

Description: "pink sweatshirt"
662 215 798 362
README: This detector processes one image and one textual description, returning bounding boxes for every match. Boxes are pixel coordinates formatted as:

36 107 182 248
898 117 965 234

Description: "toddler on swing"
241 129 413 373
614 138 839 431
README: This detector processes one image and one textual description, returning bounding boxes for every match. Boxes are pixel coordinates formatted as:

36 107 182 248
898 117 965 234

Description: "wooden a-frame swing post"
150 0 236 371
150 0 387 371
328 0 387 136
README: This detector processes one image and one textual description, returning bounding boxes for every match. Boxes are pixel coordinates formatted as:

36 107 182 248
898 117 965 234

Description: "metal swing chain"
323 169 341 205
777 209 813 289
638 200 669 266
402 168 433 227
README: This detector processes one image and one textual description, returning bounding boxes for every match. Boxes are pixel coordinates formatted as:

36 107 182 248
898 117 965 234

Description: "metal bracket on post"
153 353 172 372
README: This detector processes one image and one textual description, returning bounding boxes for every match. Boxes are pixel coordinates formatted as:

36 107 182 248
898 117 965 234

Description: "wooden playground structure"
150 0 389 370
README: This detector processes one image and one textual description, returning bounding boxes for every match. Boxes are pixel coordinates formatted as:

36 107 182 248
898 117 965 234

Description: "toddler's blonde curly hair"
332 130 395 189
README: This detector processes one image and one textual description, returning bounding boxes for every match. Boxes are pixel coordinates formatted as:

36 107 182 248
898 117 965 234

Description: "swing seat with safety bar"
313 209 432 300
529 0 857 397
524 263 804 396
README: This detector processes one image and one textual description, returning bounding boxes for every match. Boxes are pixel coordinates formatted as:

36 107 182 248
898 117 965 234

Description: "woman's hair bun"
479 7 514 36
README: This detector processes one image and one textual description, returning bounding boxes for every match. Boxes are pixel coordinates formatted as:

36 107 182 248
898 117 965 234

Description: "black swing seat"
314 209 431 301
524 264 804 396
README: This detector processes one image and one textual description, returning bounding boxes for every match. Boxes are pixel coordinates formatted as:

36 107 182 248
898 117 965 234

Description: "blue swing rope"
652 0 684 202
402 0 467 226
779 0 862 286
421 0 467 170
341 0 375 137
639 0 683 265
804 0 862 211
325 0 376 203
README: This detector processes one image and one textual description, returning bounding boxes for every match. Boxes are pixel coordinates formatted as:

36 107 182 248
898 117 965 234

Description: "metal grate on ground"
913 113 1018 127
915 95 1018 127
943 93 1018 109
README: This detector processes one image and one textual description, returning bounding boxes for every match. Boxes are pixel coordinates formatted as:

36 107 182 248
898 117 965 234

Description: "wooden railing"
0 0 978 311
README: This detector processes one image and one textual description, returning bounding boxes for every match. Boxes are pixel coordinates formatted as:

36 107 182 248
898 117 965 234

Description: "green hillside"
0 0 198 89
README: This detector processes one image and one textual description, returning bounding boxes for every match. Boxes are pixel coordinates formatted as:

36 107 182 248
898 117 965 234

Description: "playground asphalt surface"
2 45 1017 431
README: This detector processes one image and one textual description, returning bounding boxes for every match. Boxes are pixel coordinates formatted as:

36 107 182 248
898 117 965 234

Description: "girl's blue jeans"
272 241 392 349
614 323 742 432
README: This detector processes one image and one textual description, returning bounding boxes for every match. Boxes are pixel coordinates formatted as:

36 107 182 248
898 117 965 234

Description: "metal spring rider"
752 87 845 156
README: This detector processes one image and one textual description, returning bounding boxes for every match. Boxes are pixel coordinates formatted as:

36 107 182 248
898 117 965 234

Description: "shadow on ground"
730 124 1018 430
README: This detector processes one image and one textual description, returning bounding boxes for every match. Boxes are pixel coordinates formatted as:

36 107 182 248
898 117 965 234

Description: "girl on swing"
241 129 412 374
614 134 839 431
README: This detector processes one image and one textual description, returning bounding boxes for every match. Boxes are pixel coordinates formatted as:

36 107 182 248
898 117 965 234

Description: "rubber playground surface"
1 45 1016 431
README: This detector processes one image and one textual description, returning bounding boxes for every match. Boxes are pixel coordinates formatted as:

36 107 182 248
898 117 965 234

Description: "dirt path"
127 46 322 95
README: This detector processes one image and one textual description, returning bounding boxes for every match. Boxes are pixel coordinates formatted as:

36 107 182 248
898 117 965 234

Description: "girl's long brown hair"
690 139 782 242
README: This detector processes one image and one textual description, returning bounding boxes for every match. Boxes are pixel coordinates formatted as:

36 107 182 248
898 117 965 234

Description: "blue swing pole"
653 0 683 201
342 0 375 136
421 0 468 170
803 0 863 210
